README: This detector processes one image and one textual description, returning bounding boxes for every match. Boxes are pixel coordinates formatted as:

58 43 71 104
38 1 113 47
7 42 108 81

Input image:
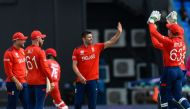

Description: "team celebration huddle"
2 9 190 109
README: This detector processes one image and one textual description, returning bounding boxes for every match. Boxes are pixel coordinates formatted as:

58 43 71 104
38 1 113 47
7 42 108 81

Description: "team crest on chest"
80 50 84 55
91 47 95 52
22 51 25 55
27 49 33 54
15 52 19 58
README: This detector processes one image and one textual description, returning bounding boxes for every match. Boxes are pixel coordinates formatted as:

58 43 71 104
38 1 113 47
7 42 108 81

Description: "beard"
39 41 43 47
18 43 25 48
86 40 93 45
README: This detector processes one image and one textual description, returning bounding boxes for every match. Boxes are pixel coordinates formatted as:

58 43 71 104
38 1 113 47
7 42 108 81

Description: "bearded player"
25 30 55 109
72 22 122 109
4 32 29 109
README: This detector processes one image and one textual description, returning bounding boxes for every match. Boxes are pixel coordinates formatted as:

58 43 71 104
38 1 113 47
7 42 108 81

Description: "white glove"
166 11 177 24
147 10 161 24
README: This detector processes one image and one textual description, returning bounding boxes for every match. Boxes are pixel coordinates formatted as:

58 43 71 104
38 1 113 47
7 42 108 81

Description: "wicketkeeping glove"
166 11 177 24
147 10 161 24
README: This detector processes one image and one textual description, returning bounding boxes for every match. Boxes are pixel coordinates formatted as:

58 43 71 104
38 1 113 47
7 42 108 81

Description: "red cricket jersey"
149 23 185 67
25 45 52 85
150 33 186 70
3 46 27 83
47 59 61 83
72 43 104 81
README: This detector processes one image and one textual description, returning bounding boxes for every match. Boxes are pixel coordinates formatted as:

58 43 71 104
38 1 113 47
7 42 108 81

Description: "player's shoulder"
47 59 60 66
5 47 14 53
73 45 83 52
94 43 104 46
94 43 104 48
27 45 42 52
75 45 82 49
4 47 14 57
53 60 61 68
7 46 15 51
46 59 51 64
20 48 25 52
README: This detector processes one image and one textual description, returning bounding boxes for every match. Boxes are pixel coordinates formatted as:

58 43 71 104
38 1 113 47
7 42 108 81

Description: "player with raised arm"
72 22 122 109
147 10 190 109
150 11 187 109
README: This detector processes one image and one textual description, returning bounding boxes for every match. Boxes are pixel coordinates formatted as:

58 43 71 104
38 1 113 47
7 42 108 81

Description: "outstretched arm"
151 36 164 50
104 22 122 49
149 24 163 50
149 23 172 45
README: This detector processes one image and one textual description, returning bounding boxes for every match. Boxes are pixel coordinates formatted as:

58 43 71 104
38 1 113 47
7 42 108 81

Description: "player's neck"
32 42 40 46
50 58 55 61
13 44 20 50
83 43 91 48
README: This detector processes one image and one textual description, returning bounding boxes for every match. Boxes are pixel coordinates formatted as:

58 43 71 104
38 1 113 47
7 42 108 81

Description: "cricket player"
72 22 122 109
4 32 29 109
147 10 190 109
25 30 55 109
150 11 188 109
45 48 68 109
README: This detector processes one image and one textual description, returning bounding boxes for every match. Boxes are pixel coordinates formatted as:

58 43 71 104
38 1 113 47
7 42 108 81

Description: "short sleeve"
4 51 14 79
72 48 78 61
95 43 105 52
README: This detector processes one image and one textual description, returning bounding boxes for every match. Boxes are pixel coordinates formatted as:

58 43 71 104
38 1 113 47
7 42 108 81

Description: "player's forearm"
149 23 165 42
72 65 83 78
10 76 20 84
40 60 53 82
44 70 53 83
105 31 121 48
110 31 121 43
42 65 53 82
151 36 163 49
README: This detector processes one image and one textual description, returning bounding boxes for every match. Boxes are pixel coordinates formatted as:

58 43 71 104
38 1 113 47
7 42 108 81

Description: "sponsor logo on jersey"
18 58 26 63
81 54 95 61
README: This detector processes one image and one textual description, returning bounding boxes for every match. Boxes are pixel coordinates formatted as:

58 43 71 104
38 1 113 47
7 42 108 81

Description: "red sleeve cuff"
8 75 14 80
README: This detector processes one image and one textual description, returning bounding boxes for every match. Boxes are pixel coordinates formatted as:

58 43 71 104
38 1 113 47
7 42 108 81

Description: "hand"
166 11 177 24
147 10 161 24
117 22 122 33
79 76 86 84
15 81 23 91
50 82 55 91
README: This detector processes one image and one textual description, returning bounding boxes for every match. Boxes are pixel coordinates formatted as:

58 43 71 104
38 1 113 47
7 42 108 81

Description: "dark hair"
46 54 57 60
172 33 179 37
13 40 16 43
169 31 179 37
81 31 92 38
